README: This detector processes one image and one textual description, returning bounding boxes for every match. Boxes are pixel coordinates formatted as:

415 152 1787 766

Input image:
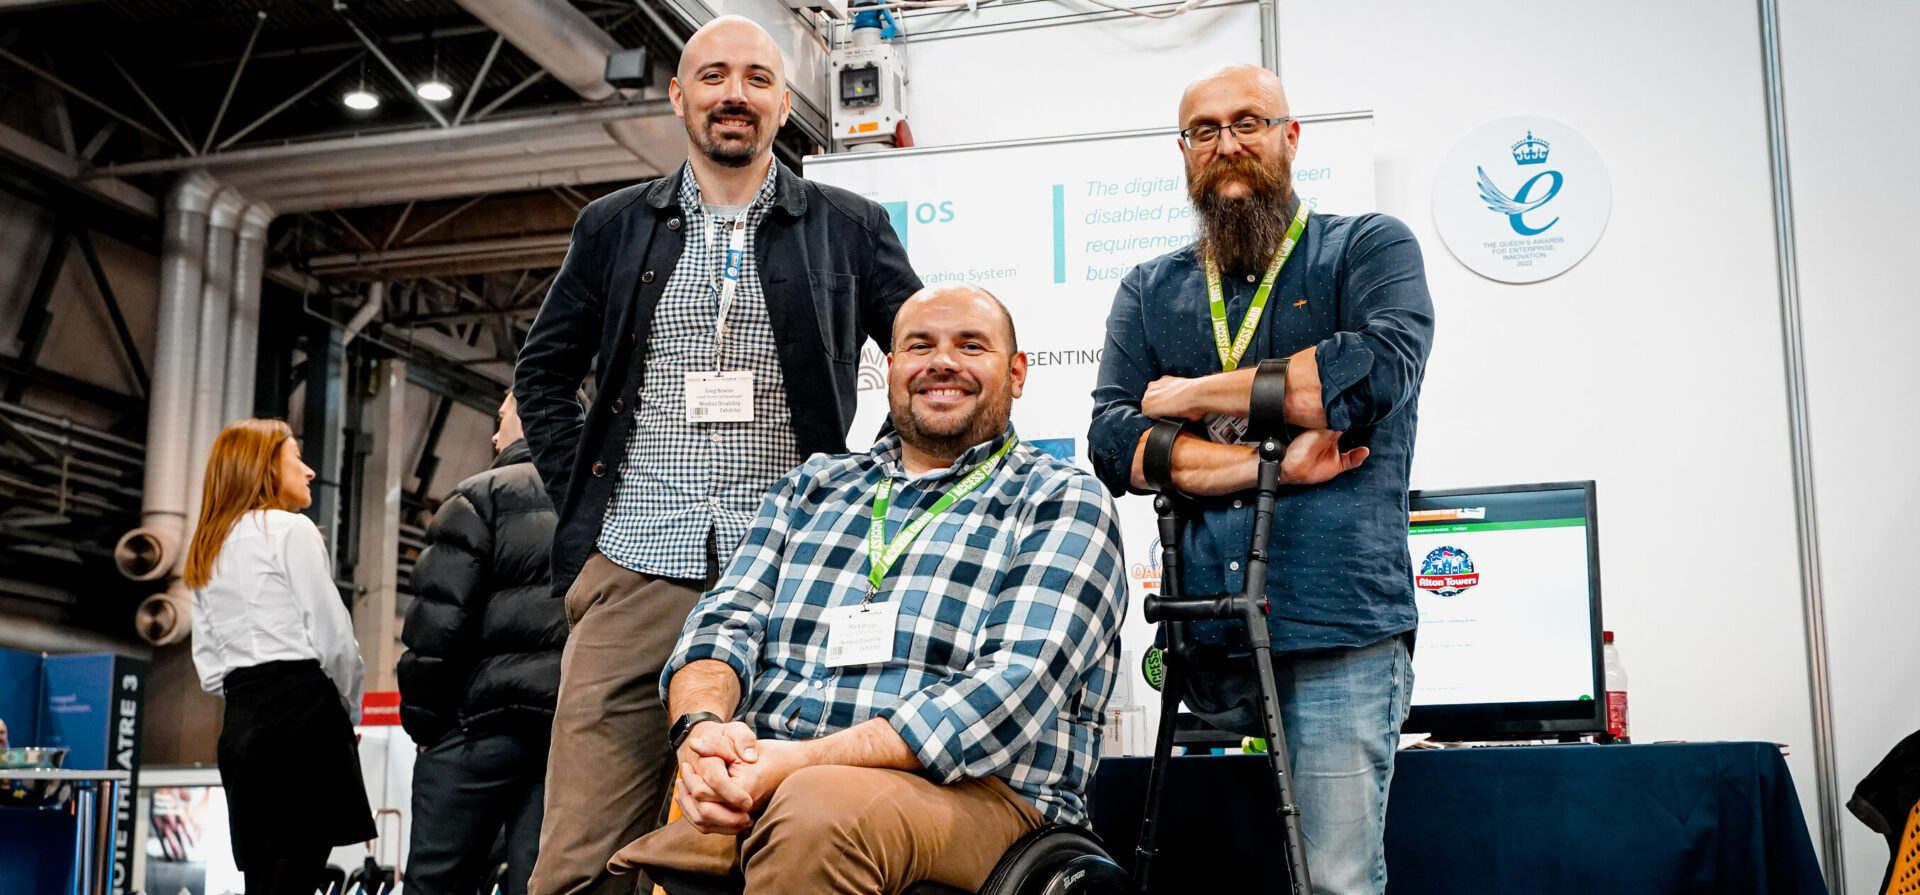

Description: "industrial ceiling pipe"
133 579 195 647
182 186 245 547
224 201 274 427
452 0 672 169
115 170 216 582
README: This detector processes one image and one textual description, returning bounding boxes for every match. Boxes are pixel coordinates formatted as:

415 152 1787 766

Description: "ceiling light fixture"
344 56 379 110
417 31 452 102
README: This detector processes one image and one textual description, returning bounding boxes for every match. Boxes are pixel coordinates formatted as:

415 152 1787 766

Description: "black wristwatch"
669 711 724 752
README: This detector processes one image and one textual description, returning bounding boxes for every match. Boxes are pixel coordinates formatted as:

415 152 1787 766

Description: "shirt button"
667 217 681 230
591 461 607 477
641 270 655 284
1230 560 1241 571
1245 273 1256 283
810 680 823 690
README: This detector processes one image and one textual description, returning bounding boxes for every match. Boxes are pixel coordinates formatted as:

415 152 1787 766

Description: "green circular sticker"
1141 647 1165 691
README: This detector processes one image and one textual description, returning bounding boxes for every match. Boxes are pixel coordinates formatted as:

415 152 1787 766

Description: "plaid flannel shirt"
662 428 1128 825
597 163 801 578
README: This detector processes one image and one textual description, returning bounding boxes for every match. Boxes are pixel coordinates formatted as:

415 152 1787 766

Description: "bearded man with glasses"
1087 65 1436 895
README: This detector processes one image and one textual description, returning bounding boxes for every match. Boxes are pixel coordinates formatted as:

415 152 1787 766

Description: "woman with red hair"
184 418 376 894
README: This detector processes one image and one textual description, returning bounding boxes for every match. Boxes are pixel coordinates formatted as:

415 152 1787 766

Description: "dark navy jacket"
514 161 921 599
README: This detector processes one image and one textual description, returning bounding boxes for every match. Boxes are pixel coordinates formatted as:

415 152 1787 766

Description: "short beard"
1188 154 1295 276
890 376 1014 466
703 137 755 168
688 105 761 169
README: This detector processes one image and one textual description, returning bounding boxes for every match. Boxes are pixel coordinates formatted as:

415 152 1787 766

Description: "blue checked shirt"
597 164 802 578
662 428 1129 825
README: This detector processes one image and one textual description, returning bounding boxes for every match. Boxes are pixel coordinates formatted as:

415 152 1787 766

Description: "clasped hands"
673 719 802 835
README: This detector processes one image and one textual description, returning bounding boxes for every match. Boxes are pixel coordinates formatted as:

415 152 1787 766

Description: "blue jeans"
1273 634 1414 895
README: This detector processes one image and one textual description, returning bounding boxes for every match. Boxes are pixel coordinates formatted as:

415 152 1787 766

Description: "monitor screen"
1402 481 1605 739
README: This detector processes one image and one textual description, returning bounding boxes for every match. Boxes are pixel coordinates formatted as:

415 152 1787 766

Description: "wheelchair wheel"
975 824 1133 895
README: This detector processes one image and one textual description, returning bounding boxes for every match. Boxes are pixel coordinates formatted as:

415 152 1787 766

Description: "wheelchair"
654 361 1309 895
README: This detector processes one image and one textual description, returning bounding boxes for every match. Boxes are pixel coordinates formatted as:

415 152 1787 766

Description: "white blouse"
190 509 364 723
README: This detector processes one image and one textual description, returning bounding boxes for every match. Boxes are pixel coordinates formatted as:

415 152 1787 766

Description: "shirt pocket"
806 270 862 363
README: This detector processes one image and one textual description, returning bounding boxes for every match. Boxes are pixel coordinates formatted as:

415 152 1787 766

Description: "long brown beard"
1189 154 1295 276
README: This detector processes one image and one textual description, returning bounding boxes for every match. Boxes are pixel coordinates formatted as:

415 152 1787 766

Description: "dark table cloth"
1089 741 1827 894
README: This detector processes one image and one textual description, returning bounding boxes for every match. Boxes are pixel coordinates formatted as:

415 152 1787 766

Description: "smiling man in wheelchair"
609 284 1129 895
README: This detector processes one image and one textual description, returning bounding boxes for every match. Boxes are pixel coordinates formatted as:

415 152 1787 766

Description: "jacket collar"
643 158 807 218
492 439 533 469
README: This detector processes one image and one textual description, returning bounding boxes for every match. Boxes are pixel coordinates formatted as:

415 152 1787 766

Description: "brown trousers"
611 767 1044 895
529 553 713 895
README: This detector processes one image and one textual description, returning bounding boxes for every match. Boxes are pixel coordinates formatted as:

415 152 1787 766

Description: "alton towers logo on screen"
1417 545 1480 597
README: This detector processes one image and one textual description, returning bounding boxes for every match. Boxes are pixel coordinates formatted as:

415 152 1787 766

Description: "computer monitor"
1402 481 1605 740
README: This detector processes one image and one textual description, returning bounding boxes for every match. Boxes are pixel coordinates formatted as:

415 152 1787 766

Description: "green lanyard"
867 436 1018 599
1205 202 1309 371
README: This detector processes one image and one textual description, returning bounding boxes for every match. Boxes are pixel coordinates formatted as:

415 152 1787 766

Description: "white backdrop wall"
1274 0 1823 851
1778 1 1920 889
863 0 1864 884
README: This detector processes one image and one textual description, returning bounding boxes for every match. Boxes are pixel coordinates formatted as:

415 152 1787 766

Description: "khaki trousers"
611 767 1044 895
529 553 713 895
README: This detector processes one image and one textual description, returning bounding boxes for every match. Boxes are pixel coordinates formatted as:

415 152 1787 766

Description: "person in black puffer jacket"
398 393 564 895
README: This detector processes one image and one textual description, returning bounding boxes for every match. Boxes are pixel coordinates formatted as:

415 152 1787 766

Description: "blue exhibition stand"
1 648 148 895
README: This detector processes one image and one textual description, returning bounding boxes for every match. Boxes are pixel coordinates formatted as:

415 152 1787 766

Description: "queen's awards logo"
1433 115 1612 284
1476 131 1561 236
1416 545 1480 597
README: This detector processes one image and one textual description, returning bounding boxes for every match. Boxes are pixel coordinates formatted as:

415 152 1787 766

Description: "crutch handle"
1142 593 1240 623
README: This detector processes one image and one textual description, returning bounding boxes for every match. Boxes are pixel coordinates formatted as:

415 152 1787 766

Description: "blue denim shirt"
1088 199 1435 652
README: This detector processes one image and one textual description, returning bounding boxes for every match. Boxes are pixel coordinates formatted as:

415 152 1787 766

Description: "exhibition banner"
806 117 1376 749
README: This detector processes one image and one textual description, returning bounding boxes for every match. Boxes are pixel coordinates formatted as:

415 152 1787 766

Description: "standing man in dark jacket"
512 15 921 895
398 392 565 895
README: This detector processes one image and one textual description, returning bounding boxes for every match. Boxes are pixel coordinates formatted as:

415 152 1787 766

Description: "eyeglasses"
1179 116 1291 149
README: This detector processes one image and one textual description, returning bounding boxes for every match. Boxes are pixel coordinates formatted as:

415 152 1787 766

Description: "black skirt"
217 659 378 870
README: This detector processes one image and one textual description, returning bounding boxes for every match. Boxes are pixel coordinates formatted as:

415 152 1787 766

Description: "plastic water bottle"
1603 630 1630 743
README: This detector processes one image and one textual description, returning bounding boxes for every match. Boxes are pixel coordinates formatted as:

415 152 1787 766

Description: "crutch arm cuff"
1248 358 1298 445
1142 417 1190 497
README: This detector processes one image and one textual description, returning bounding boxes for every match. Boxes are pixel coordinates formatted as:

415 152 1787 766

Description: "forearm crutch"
1132 358 1311 895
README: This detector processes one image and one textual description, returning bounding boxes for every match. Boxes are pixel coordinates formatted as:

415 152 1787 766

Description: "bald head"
678 15 785 85
887 283 1028 470
1178 65 1289 130
891 283 1018 353
671 15 790 170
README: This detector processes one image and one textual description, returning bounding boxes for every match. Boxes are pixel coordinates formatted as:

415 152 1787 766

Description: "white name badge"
823 601 899 668
685 371 754 423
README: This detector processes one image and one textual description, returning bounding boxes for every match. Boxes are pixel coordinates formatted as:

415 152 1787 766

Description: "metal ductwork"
133 579 195 647
224 201 274 426
117 176 269 647
342 281 386 347
115 171 216 583
453 0 674 170
182 187 244 545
